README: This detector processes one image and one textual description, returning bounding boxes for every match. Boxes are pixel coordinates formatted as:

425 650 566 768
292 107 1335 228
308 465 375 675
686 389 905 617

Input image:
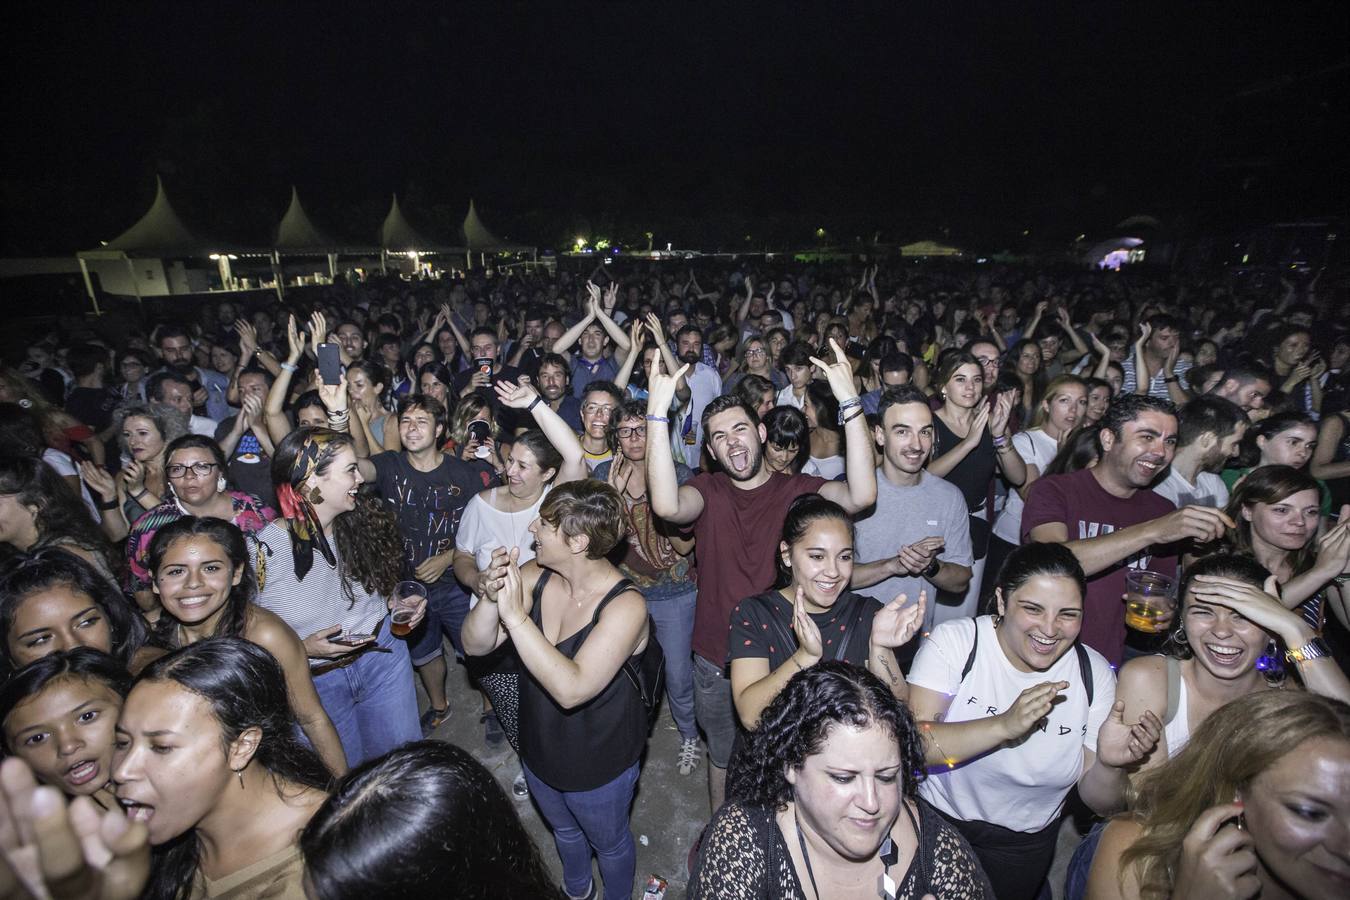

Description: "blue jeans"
409 579 471 666
692 654 736 768
523 759 640 900
647 587 697 740
314 620 420 766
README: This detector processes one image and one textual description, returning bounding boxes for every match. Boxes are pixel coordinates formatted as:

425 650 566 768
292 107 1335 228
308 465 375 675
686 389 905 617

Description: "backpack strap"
590 577 638 626
832 594 873 663
1164 655 1182 725
960 621 980 682
1075 642 1095 706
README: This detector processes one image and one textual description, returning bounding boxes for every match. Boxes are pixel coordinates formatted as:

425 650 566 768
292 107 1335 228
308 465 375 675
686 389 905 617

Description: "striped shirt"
251 520 387 652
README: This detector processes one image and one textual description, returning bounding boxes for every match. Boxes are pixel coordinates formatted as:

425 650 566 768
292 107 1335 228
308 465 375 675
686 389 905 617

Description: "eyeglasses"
582 403 615 415
745 348 767 357
167 462 219 479
616 425 647 439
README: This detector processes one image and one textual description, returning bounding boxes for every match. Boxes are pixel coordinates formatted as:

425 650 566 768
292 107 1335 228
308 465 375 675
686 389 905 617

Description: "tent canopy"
81 176 216 258
380 194 463 253
274 186 341 251
461 199 533 252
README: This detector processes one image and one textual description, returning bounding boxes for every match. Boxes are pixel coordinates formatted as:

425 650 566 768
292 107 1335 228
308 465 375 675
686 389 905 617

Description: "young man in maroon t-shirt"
1022 394 1234 665
645 340 877 813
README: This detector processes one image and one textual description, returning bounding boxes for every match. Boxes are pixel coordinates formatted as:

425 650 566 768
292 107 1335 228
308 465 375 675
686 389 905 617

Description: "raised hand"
997 681 1068 741
1188 574 1310 644
606 453 634 496
77 461 116 501
870 591 926 649
1171 803 1259 900
1134 321 1152 350
1095 699 1163 767
792 586 824 660
644 350 689 418
285 314 305 363
493 377 541 410
493 546 526 628
239 393 263 427
117 460 145 494
234 319 258 359
644 311 667 344
315 368 348 414
989 390 1015 438
808 338 860 403
308 311 328 358
0 757 150 900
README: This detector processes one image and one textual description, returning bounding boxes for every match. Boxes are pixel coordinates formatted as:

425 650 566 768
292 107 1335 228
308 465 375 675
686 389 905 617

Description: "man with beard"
852 385 973 645
670 325 723 470
507 306 549 378
1152 395 1246 509
534 352 582 432
156 325 230 421
334 320 368 363
359 394 496 734
1205 363 1273 420
1023 394 1234 665
145 371 216 437
645 339 876 813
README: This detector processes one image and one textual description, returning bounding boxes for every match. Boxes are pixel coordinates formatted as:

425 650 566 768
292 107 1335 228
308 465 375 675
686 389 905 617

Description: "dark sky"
3 2 1346 254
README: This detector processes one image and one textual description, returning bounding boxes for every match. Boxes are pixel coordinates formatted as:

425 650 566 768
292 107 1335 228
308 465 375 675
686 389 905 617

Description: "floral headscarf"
274 429 341 581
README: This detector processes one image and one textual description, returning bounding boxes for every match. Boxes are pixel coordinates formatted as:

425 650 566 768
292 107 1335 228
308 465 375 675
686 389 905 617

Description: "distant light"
1241 253 1250 263
1075 233 1086 241
574 236 588 252
976 257 988 264
209 253 221 260
1022 229 1030 236
815 227 826 238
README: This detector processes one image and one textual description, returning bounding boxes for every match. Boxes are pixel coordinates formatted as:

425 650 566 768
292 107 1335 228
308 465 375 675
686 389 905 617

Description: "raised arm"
812 338 877 512
494 378 587 484
644 353 705 524
1131 323 1152 395
614 319 646 390
927 404 988 479
590 284 632 354
265 314 307 444
550 297 597 358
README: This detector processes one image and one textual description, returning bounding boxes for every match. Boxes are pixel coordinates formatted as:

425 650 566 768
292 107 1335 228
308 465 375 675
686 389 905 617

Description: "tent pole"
327 253 337 280
272 251 285 301
123 254 144 315
380 249 388 276
78 257 102 316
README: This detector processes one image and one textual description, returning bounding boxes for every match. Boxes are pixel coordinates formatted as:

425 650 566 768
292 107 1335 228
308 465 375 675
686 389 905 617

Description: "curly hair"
727 661 926 811
113 402 189 456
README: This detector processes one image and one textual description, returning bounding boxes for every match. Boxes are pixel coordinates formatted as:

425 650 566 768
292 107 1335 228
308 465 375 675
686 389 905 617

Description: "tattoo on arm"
877 652 900 686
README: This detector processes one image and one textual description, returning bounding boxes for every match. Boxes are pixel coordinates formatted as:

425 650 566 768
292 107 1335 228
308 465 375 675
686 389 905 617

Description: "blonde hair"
1118 691 1350 898
1031 374 1086 430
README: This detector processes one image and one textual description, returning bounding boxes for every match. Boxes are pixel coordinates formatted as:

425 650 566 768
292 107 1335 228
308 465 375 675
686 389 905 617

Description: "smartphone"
317 343 342 385
331 633 374 647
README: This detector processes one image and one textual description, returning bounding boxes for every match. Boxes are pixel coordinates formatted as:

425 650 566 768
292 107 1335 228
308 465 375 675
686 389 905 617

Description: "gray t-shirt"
854 469 973 631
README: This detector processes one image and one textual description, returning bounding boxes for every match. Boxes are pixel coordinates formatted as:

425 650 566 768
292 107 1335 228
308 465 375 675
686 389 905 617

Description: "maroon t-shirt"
689 470 826 666
1021 467 1178 666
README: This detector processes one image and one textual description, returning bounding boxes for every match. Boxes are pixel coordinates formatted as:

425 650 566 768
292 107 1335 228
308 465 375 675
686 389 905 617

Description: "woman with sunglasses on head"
0 549 154 674
114 638 332 900
146 516 346 776
690 662 993 899
121 434 274 617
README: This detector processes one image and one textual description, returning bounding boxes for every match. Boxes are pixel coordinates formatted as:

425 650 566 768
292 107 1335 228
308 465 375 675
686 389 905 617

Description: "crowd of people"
0 259 1348 899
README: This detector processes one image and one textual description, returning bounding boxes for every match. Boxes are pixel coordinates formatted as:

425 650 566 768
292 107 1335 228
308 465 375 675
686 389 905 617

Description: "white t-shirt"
803 455 845 480
41 448 97 519
909 615 1117 832
455 486 548 607
992 429 1058 544
1152 467 1229 510
776 384 806 410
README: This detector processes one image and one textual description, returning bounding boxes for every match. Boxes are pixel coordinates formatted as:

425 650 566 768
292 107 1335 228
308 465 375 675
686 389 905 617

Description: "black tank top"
932 412 996 512
518 570 648 792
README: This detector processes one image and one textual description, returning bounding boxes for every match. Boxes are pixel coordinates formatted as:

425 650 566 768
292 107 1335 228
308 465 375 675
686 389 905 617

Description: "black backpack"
593 577 667 732
960 622 1095 704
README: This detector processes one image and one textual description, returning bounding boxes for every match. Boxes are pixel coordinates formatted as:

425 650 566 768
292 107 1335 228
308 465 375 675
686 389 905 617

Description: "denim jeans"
409 579 471 665
692 654 737 768
523 759 640 900
647 587 697 740
314 619 421 766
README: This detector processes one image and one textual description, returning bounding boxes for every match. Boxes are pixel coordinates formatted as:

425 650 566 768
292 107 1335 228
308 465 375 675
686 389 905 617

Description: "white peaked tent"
379 194 466 273
75 176 221 311
275 186 336 250
461 199 536 268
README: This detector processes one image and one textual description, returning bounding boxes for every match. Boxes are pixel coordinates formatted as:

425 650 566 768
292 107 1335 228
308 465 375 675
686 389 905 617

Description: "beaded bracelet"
646 414 670 424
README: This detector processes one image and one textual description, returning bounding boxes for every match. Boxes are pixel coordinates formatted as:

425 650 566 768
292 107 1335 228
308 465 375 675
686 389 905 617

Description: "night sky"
3 2 1346 255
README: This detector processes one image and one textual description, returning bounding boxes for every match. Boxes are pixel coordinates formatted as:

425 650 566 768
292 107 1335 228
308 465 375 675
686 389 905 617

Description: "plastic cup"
392 580 427 636
1124 570 1175 633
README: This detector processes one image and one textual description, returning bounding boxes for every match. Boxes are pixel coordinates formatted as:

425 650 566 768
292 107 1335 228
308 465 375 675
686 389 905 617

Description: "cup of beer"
391 581 427 637
1124 570 1175 633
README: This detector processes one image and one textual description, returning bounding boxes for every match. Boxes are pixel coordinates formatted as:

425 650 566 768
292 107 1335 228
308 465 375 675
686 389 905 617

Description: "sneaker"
482 711 504 747
419 707 450 737
564 880 597 900
512 769 529 799
676 737 701 776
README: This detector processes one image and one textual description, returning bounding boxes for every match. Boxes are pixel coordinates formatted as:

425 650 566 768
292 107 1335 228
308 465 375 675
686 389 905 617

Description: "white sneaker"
512 769 529 799
676 737 701 776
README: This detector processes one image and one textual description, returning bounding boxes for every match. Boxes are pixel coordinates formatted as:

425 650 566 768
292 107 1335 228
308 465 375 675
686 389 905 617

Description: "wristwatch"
921 558 941 580
1285 637 1331 665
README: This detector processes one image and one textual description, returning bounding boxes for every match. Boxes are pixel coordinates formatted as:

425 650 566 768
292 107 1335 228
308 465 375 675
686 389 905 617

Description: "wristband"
646 415 670 424
1163 376 1179 384
131 489 147 501
97 497 119 511
1285 637 1330 665
841 409 865 426
280 362 298 372
922 558 941 580
527 395 542 412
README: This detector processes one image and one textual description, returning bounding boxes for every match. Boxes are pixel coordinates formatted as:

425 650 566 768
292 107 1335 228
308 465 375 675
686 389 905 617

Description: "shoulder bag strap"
1075 642 1095 706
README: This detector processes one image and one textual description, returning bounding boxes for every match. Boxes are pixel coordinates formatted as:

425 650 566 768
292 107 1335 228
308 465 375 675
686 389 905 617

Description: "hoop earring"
234 768 245 789
1174 625 1188 645
993 614 1003 629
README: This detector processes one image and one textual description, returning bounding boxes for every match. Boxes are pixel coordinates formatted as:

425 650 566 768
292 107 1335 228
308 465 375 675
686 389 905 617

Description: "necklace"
793 808 904 900
501 487 537 552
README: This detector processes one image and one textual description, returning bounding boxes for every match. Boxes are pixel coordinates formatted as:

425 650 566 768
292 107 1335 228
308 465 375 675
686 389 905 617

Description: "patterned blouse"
125 491 275 593
689 799 993 900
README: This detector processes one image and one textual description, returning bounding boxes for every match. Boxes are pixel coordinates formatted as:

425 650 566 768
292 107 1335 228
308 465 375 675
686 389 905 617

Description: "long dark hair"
774 494 854 588
727 661 926 810
137 637 332 900
0 455 112 566
0 647 132 754
0 548 147 671
301 741 562 899
146 517 254 648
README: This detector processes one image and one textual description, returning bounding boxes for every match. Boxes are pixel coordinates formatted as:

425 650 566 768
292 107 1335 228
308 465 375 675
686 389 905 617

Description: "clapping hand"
989 391 1015 438
870 591 926 649
1094 700 1163 768
484 546 526 628
792 586 824 660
